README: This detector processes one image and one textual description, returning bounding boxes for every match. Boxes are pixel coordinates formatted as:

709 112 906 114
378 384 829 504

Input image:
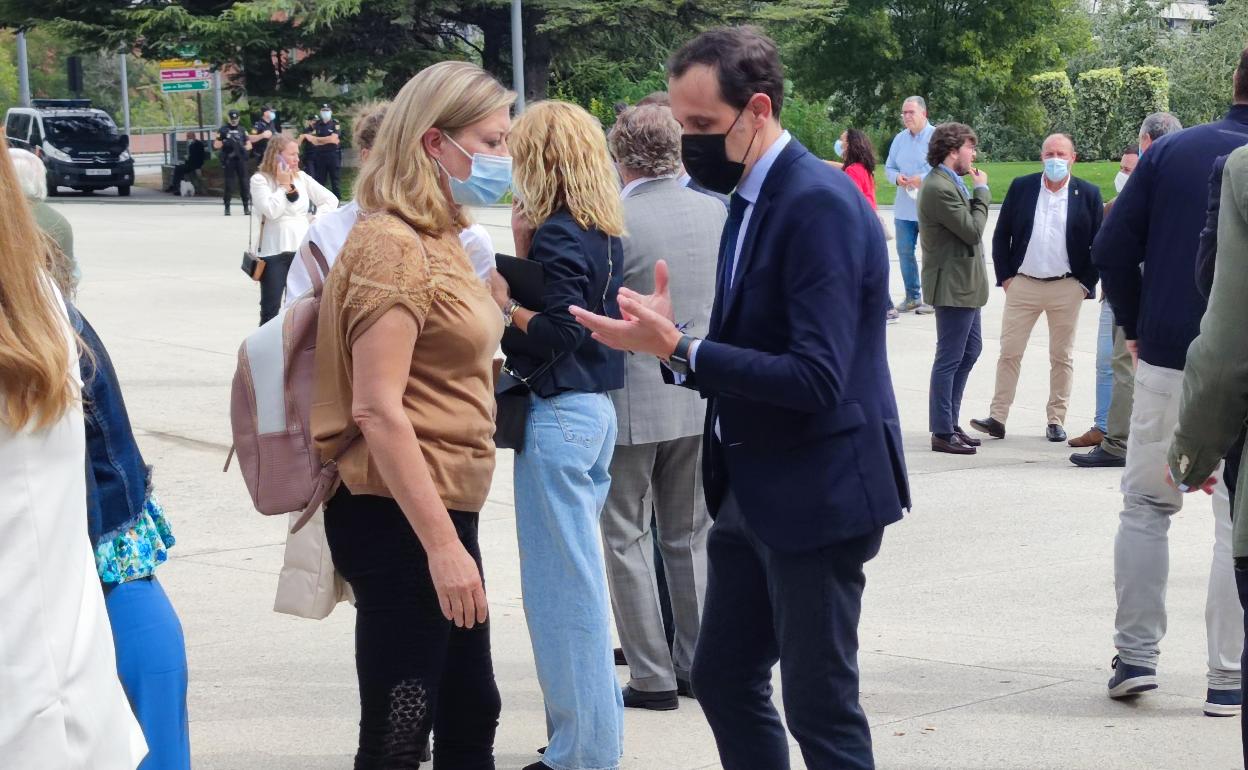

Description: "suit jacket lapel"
718 139 806 326
1065 177 1081 258
709 224 731 337
1024 180 1042 251
721 194 771 322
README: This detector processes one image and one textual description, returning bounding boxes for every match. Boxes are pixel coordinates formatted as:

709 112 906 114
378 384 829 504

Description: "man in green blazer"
1169 145 1248 737
919 122 991 455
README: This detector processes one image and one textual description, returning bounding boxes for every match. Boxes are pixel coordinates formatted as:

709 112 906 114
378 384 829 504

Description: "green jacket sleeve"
923 179 989 250
1169 148 1248 486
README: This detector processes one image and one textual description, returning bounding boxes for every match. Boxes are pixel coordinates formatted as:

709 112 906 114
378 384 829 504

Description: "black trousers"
168 163 201 192
222 155 249 209
314 152 341 199
258 251 294 326
325 489 500 770
691 493 883 770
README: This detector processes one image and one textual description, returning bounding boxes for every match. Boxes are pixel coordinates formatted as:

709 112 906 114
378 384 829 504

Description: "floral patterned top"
95 495 176 585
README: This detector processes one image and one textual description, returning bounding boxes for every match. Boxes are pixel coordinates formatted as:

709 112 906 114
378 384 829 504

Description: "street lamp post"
16 31 31 107
511 0 525 112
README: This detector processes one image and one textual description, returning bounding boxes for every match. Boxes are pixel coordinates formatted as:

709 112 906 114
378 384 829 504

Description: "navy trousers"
691 493 883 770
929 306 983 434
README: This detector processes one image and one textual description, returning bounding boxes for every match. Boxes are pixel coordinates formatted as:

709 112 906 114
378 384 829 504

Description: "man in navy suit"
970 134 1103 444
572 26 910 770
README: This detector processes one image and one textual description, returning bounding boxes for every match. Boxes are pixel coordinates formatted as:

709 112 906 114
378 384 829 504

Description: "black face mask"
680 108 759 195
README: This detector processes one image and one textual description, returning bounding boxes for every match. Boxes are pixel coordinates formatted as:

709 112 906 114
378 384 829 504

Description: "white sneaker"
915 303 936 315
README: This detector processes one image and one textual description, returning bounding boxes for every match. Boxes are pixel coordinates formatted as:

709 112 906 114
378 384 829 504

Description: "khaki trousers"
989 275 1086 425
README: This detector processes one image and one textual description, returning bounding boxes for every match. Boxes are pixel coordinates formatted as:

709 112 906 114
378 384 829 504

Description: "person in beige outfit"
970 134 1104 443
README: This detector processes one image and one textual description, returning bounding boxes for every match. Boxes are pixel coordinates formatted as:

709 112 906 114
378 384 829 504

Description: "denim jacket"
69 304 152 545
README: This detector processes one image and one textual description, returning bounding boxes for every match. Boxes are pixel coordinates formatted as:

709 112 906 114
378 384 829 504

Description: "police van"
4 99 135 196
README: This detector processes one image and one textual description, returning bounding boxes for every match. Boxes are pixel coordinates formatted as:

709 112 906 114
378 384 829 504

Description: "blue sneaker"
1204 688 1242 717
1107 655 1157 699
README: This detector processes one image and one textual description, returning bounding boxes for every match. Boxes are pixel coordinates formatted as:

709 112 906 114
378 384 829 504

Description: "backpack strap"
298 240 332 296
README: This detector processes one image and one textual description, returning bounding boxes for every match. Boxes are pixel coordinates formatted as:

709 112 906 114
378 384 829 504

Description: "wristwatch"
666 334 697 375
502 299 521 328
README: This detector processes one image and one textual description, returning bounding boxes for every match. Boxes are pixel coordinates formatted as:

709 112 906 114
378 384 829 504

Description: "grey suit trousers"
601 435 710 692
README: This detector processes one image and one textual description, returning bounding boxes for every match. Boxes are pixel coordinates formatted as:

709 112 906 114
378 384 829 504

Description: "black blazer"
501 209 625 398
665 139 909 553
991 172 1103 295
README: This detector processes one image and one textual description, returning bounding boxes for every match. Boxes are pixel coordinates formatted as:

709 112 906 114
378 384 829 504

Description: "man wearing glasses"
885 96 936 315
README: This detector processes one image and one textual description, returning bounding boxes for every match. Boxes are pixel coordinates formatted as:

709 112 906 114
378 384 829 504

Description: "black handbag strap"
501 236 614 388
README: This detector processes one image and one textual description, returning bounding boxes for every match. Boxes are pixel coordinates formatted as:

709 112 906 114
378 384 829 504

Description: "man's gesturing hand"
570 260 681 358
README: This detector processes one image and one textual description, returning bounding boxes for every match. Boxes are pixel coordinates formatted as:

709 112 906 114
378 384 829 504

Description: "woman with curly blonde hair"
488 100 626 770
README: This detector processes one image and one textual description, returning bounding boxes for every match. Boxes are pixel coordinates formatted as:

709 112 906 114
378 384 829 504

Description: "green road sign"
162 80 211 93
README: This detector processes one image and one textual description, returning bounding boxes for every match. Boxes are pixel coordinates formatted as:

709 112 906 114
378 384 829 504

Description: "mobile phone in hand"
278 156 290 173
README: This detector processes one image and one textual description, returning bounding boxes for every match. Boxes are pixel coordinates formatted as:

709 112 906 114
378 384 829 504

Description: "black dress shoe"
1047 424 1067 442
522 762 548 770
614 647 627 666
969 416 1006 439
677 677 695 699
1070 446 1126 467
954 426 981 447
932 433 976 455
622 685 679 711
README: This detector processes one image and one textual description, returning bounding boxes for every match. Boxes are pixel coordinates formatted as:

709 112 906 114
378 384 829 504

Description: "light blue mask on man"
834 139 845 158
440 134 512 206
1043 157 1069 183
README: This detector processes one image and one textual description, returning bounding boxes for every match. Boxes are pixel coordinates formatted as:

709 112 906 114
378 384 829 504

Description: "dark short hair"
637 91 671 107
668 26 785 118
1236 46 1248 103
843 128 876 176
1122 144 1140 157
927 122 977 168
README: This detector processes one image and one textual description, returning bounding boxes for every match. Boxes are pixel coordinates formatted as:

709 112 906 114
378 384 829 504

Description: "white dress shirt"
621 174 676 200
1018 176 1071 279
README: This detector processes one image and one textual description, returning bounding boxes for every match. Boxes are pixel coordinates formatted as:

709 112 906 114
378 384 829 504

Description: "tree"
787 0 1090 131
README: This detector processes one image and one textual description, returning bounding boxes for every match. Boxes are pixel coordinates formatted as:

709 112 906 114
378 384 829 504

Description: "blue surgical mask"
834 139 845 158
439 134 512 206
1043 157 1069 183
320 110 332 121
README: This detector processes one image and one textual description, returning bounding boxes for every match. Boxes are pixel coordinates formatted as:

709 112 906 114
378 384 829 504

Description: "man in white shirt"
970 134 1104 443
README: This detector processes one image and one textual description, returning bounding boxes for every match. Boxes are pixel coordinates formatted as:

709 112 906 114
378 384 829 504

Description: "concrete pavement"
60 199 1241 769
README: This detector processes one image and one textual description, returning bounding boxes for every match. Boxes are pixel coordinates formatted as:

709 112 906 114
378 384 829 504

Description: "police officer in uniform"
250 104 280 167
303 102 341 198
213 109 251 216
299 114 319 182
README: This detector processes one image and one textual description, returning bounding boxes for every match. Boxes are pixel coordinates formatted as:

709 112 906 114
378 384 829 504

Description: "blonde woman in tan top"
310 61 513 768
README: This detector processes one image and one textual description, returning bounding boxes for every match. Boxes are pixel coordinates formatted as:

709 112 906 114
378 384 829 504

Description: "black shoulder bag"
494 237 613 451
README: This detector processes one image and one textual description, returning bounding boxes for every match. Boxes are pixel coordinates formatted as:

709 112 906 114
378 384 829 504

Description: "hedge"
1031 71 1077 137
1119 66 1170 153
1076 67 1124 161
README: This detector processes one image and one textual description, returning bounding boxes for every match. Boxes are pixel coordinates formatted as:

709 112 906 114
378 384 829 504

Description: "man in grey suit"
602 104 726 711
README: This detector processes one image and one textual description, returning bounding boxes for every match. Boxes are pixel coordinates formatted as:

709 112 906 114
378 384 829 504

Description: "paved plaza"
58 196 1241 769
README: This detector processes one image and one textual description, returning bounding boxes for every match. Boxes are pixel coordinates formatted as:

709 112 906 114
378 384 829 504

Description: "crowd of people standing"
8 20 1248 770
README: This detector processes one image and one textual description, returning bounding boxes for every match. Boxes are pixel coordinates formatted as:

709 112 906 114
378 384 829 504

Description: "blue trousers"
104 576 191 770
514 391 624 770
929 306 983 434
1095 302 1115 433
691 494 883 770
894 219 922 302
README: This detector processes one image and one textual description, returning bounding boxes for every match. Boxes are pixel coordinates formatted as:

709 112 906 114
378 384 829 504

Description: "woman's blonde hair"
0 141 76 430
510 100 625 236
257 133 298 181
354 61 515 235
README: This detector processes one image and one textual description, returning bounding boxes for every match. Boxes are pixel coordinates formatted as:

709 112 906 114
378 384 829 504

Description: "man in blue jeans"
886 96 936 315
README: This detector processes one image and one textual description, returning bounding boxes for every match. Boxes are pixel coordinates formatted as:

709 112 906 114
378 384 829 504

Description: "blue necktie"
719 193 749 303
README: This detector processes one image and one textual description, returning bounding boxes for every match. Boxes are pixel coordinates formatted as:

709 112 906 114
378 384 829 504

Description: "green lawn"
872 160 1120 206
